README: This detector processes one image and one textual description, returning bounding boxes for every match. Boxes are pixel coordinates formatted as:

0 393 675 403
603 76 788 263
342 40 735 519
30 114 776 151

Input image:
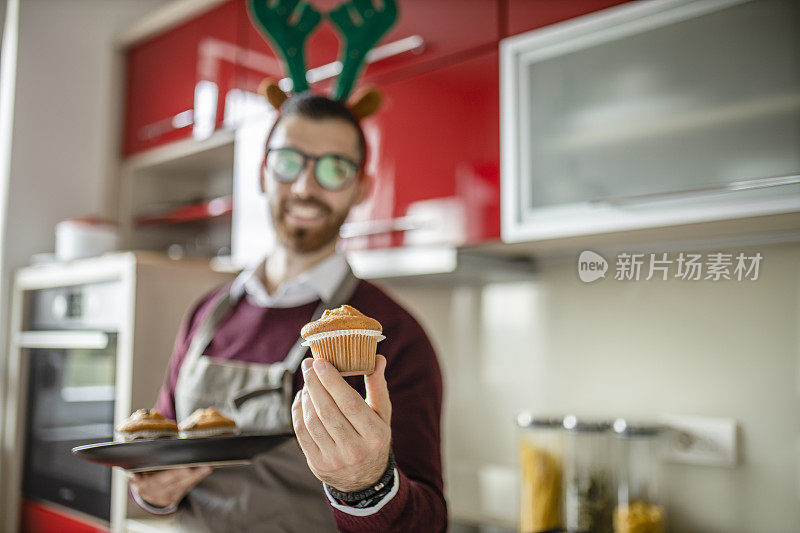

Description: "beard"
270 197 349 254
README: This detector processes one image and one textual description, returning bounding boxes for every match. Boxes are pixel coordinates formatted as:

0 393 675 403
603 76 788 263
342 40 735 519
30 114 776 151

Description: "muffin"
300 305 385 376
179 407 238 438
115 409 178 441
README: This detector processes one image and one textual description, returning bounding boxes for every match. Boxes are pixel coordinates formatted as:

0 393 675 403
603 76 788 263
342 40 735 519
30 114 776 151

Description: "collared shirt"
230 253 349 308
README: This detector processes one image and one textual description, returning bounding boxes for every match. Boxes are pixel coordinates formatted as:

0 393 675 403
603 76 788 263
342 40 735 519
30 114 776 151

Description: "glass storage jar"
612 419 665 533
563 415 613 533
517 413 564 533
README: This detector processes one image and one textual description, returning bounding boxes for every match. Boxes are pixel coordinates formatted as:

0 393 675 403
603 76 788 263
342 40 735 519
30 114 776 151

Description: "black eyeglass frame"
262 147 362 191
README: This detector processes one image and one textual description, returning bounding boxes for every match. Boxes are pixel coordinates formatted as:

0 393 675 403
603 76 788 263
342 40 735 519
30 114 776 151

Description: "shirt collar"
230 254 349 308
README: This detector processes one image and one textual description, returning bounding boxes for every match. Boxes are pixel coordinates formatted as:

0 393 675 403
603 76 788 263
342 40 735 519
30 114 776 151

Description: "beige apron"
173 266 360 533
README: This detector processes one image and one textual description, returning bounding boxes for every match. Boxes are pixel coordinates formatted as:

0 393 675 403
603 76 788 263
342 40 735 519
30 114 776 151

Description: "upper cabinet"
123 0 499 156
503 0 630 37
122 1 240 156
236 0 499 95
343 51 501 250
500 0 800 243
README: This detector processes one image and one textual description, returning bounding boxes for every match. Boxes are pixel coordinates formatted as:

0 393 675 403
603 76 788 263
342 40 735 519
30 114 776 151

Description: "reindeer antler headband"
247 0 398 120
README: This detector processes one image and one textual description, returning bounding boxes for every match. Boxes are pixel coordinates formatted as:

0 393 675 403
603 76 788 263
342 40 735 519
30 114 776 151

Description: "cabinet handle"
139 109 194 140
16 331 110 350
339 215 428 238
137 35 424 139
279 35 426 91
591 174 800 206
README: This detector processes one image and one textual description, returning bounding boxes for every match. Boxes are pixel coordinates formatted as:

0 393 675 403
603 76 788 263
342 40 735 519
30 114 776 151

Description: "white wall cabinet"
501 0 800 243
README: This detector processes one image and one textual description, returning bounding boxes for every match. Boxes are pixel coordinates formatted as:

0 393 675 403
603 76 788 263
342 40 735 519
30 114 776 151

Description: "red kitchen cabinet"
236 0 499 96
504 0 630 37
123 0 500 157
122 0 239 156
344 51 501 249
21 500 109 533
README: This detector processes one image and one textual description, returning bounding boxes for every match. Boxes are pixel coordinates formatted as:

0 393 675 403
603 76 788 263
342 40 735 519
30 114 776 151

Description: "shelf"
134 196 232 227
121 128 234 175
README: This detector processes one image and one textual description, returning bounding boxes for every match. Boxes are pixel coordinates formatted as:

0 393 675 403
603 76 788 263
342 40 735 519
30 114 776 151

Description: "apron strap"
185 260 361 394
183 283 237 370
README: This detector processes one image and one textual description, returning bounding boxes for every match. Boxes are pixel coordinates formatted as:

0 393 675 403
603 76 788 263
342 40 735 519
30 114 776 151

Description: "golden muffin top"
300 305 382 337
116 409 178 433
179 407 237 431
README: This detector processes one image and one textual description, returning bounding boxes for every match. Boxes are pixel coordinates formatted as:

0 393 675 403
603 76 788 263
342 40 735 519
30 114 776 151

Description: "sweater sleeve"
329 317 447 533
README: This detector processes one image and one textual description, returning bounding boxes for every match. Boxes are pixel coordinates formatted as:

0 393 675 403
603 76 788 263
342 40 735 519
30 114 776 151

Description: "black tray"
72 433 294 472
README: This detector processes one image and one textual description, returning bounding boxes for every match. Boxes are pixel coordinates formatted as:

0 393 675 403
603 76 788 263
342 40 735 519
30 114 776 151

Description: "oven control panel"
29 281 122 331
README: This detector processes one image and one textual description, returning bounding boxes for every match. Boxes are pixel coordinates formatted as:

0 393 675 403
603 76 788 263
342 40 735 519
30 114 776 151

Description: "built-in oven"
20 281 122 522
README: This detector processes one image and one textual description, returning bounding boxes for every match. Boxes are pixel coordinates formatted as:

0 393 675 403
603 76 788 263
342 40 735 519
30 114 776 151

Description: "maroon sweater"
154 279 447 532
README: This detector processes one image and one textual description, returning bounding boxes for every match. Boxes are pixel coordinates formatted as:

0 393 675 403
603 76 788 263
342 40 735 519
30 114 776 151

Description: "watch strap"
325 450 396 505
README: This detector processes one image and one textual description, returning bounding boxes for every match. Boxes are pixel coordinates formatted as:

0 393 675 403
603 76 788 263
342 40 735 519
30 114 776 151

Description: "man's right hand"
127 466 212 509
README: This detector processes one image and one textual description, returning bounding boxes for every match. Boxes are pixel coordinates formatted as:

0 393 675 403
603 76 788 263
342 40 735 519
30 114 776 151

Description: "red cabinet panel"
21 500 109 533
504 0 630 37
236 0 499 95
122 1 239 156
346 51 501 249
123 0 500 157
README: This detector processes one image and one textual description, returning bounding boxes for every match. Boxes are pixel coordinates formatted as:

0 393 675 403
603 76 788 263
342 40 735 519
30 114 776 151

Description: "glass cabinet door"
501 0 800 242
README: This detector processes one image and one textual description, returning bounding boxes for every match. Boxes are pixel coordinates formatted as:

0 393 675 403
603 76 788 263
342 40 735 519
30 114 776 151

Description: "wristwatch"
325 451 396 508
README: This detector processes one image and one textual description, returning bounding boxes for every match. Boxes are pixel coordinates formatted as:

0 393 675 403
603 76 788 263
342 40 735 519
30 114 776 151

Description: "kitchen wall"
4 0 167 275
381 240 800 533
0 0 6 44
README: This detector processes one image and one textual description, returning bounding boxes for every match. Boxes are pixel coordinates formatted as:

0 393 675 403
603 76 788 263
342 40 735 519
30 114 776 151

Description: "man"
128 92 447 533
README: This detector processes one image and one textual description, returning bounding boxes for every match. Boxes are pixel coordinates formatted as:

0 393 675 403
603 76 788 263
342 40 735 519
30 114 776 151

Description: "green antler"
247 0 322 93
329 0 398 101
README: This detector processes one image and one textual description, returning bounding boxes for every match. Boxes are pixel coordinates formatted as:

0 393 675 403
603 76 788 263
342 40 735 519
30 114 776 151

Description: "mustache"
280 198 332 216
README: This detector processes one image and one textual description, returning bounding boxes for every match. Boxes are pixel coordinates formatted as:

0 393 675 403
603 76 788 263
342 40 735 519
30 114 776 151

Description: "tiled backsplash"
379 241 800 533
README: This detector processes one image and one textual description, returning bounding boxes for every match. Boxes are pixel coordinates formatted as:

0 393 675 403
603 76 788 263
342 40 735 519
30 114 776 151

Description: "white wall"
0 0 6 46
5 0 167 273
382 240 800 533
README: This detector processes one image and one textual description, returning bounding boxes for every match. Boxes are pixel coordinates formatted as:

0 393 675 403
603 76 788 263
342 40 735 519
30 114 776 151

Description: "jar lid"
516 411 563 429
562 414 611 432
612 418 664 437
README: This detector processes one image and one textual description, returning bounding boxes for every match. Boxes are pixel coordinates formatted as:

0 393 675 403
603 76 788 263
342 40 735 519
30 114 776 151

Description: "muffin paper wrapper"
302 329 384 375
115 429 178 442
178 427 239 438
301 329 385 345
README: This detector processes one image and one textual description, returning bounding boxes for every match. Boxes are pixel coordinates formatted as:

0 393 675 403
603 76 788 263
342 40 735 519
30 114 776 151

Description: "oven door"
21 331 116 522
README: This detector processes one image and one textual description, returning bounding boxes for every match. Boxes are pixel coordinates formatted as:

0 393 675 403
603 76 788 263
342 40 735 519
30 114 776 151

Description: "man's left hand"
292 354 392 493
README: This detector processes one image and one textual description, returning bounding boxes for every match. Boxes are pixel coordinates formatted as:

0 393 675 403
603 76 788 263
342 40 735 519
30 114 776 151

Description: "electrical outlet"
660 414 738 467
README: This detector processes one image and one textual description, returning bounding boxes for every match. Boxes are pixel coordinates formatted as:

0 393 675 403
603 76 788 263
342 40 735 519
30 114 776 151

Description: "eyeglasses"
264 147 361 191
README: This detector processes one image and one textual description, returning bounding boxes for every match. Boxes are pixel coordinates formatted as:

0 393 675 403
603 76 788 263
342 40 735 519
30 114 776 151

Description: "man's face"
263 114 367 254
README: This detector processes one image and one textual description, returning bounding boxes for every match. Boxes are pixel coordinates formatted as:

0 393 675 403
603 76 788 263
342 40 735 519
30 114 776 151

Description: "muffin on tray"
115 409 178 442
179 407 238 438
300 305 385 376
